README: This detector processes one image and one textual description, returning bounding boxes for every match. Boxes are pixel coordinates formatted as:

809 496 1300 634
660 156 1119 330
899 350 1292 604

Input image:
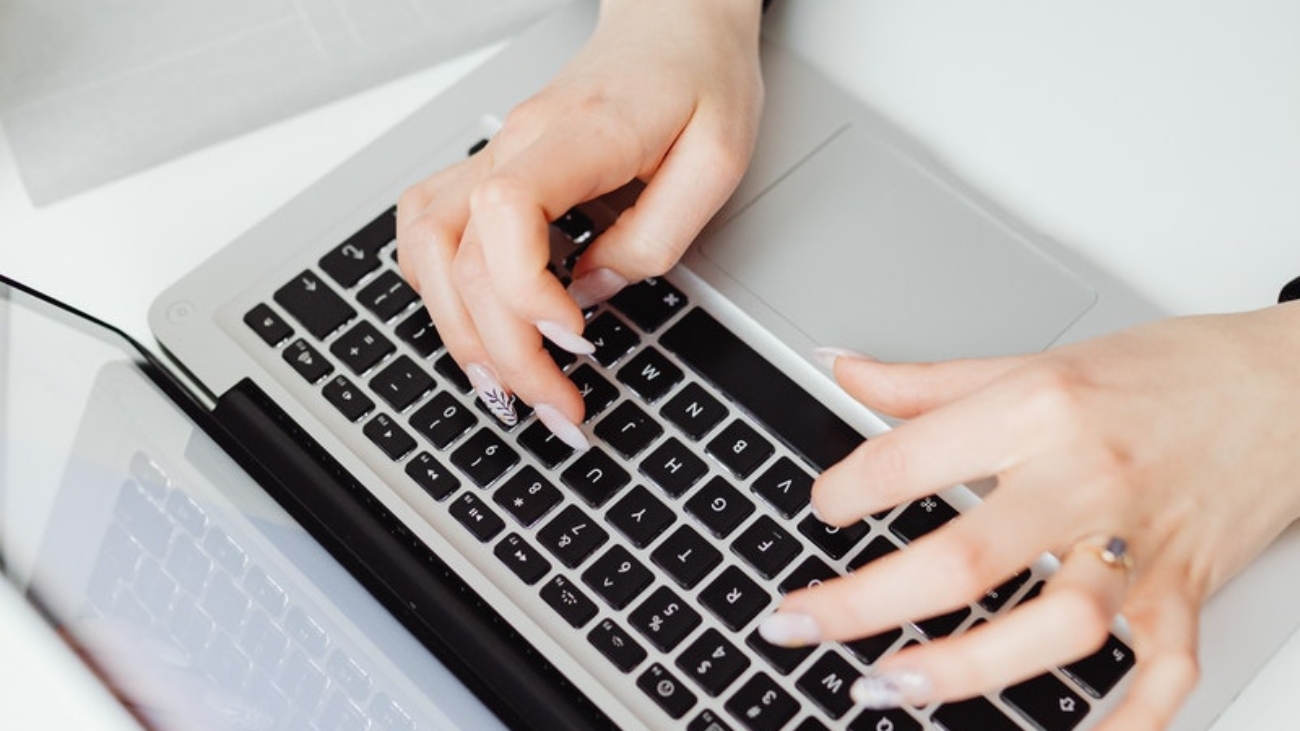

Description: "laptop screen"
0 279 508 731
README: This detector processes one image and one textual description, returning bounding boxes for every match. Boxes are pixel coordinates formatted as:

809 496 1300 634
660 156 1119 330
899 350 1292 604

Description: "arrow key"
1000 673 1089 731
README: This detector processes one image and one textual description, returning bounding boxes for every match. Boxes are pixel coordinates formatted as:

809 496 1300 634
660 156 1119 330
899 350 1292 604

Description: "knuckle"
1161 650 1201 695
468 174 532 216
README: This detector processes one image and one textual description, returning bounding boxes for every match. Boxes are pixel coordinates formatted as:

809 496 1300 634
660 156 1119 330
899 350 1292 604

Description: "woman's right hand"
396 0 765 445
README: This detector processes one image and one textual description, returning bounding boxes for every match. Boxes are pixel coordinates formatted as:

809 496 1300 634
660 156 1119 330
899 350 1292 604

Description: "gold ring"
1068 536 1134 573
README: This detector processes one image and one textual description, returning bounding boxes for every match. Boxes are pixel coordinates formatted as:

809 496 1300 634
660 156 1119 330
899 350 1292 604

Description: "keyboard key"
540 575 598 629
435 354 473 392
570 364 619 421
319 209 394 287
650 524 722 589
751 457 813 519
661 382 728 441
617 346 683 402
689 710 736 731
842 628 902 665
629 586 701 652
368 359 433 415
890 495 959 543
914 606 971 639
707 420 773 479
494 533 552 585
537 505 608 569
275 270 355 339
685 476 755 538
283 339 333 383
637 663 696 720
585 311 639 367
553 207 595 245
980 569 1032 613
732 516 802 580
409 391 477 449
798 515 869 561
1001 673 1089 731
640 437 708 498
779 555 838 595
796 651 860 719
322 375 374 422
561 447 630 507
450 428 518 487
746 629 815 676
320 239 382 290
588 618 647 672
493 466 561 526
677 628 750 697
404 452 460 501
363 413 416 460
607 485 676 548
847 709 922 731
357 270 418 321
699 566 769 631
582 545 653 609
244 303 293 345
518 420 576 468
847 535 899 572
394 307 442 358
932 696 1021 731
595 400 664 457
724 672 798 731
661 308 864 471
331 320 395 374
448 491 505 542
1061 635 1135 699
609 276 688 332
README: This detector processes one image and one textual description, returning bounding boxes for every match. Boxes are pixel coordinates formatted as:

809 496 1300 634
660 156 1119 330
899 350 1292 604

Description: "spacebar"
659 308 864 472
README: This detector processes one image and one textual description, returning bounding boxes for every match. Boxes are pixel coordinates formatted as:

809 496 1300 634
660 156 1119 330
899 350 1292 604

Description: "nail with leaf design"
467 363 517 426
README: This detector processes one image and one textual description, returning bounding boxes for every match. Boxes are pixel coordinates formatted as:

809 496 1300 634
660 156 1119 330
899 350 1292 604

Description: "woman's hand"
396 0 763 444
760 302 1300 729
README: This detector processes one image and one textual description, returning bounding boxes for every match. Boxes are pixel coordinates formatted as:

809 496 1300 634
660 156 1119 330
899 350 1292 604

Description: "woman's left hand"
761 301 1300 730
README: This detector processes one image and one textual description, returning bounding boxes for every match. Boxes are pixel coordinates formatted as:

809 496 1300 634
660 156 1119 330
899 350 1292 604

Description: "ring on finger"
1064 535 1135 578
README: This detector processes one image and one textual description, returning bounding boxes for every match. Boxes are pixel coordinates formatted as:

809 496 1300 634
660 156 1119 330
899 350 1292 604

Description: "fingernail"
568 268 628 309
536 319 595 355
467 362 517 426
813 346 876 370
758 612 822 647
534 404 591 451
851 668 932 709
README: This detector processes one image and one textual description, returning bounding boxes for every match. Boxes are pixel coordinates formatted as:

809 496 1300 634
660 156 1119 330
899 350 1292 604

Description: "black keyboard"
244 206 1135 730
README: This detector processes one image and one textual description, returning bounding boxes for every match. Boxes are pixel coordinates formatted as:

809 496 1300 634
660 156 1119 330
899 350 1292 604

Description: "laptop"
4 1 1300 729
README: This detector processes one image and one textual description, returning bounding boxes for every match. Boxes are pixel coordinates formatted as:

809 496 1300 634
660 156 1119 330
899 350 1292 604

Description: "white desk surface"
2 1 1298 728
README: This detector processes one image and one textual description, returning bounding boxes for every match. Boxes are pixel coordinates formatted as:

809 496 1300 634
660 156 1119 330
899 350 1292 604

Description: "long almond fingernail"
536 320 595 355
467 363 517 426
758 612 822 647
851 668 932 709
568 268 628 309
534 404 590 451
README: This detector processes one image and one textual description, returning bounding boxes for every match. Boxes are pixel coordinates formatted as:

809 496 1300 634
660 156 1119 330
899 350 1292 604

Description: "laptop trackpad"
698 124 1096 362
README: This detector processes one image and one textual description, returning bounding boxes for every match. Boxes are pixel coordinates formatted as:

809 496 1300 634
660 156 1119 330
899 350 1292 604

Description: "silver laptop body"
146 2 1300 729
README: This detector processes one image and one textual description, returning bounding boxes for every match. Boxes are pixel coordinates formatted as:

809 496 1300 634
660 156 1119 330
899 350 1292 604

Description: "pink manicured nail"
466 363 517 426
568 268 628 309
813 346 876 370
851 668 932 709
536 320 595 355
758 612 822 647
533 404 590 451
